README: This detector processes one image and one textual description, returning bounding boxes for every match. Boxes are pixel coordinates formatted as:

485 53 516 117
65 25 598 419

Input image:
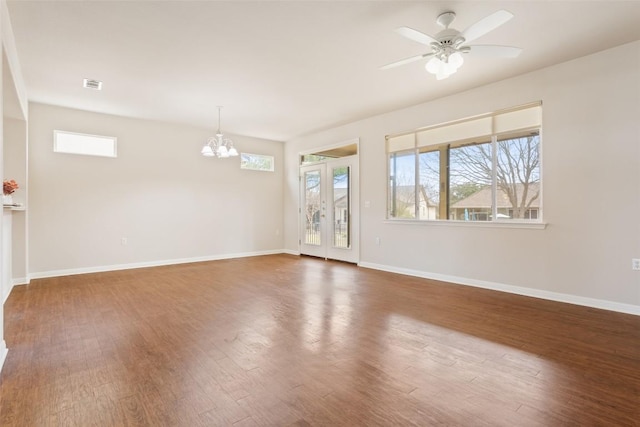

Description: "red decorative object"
3 179 19 195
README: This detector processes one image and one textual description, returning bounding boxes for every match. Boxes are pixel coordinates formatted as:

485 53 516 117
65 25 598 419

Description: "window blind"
386 133 415 153
386 102 542 152
417 117 492 148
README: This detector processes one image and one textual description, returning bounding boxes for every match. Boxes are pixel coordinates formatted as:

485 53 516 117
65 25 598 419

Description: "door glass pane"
332 166 350 248
304 170 321 245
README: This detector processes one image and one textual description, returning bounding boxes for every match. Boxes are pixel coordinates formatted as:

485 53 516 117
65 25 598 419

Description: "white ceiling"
7 1 640 141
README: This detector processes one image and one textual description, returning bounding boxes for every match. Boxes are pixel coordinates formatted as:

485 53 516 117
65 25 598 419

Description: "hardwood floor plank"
1 254 638 426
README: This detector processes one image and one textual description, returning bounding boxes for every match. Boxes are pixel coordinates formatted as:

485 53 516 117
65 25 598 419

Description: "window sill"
384 219 547 230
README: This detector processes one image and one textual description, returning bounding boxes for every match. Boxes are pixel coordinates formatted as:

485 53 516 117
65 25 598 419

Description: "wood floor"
0 255 638 426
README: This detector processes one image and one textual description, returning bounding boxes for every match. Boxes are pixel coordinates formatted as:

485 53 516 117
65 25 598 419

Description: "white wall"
284 41 640 312
29 103 284 275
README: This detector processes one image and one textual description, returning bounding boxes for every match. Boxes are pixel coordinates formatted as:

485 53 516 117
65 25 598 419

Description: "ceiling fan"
381 10 522 80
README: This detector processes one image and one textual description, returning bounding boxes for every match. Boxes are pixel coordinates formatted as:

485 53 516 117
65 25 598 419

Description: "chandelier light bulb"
201 144 214 157
218 145 229 156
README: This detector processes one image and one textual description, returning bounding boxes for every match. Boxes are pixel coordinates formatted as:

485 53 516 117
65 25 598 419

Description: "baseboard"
358 262 640 316
24 254 637 315
12 277 29 286
28 249 287 280
2 278 29 303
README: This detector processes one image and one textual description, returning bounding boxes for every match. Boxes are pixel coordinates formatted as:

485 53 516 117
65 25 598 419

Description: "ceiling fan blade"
467 45 522 58
461 10 514 44
380 53 433 70
395 26 438 46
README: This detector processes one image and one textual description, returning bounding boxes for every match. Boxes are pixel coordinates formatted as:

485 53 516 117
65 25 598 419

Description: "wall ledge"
358 261 640 316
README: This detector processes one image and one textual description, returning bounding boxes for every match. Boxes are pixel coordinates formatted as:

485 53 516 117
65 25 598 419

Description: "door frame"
298 140 359 263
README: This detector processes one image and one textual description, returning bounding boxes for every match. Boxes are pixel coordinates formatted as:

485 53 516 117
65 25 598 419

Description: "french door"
299 156 359 263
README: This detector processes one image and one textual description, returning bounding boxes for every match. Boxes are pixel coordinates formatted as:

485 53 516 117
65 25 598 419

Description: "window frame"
386 102 543 225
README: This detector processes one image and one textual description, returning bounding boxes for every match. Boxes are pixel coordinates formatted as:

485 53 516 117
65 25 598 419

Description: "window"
387 103 542 222
301 154 332 165
240 153 274 172
388 150 416 219
54 130 117 158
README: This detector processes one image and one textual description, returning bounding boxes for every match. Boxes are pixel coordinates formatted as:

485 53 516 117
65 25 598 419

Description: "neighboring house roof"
391 185 416 198
451 183 540 209
391 185 439 207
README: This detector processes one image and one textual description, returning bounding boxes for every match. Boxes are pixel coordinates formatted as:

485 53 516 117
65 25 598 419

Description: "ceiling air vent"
83 78 103 90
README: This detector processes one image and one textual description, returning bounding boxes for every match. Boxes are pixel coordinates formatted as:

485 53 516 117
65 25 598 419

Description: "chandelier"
201 106 238 158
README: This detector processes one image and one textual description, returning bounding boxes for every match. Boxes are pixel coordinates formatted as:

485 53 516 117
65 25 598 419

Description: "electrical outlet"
121 237 128 246
632 259 640 271
375 237 381 245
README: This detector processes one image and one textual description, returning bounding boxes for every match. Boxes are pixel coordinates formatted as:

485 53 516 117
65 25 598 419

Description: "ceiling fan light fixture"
426 50 462 80
436 68 452 80
425 56 442 73
449 52 464 68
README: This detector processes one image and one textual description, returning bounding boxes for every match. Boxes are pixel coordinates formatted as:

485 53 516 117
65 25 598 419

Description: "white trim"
384 219 547 230
0 341 7 372
12 277 29 286
28 249 285 280
298 137 359 156
358 261 640 316
3 284 13 304
281 249 301 256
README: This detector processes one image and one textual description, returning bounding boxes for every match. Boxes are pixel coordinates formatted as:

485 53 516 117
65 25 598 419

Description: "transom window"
54 130 117 158
387 103 542 222
240 153 274 172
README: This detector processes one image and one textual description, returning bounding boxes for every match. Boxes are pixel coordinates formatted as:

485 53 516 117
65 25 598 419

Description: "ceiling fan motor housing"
435 29 465 47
